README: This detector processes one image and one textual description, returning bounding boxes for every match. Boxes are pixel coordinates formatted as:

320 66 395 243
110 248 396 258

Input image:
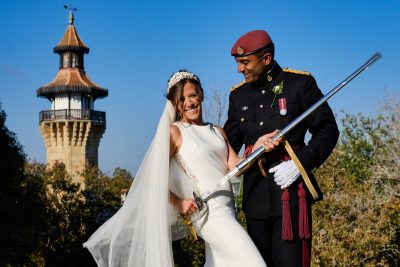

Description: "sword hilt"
193 192 206 211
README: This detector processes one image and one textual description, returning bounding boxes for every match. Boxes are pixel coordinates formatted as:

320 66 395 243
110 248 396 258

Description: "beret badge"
236 46 244 55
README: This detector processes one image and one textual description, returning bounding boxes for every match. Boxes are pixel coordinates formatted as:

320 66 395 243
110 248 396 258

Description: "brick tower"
37 11 108 182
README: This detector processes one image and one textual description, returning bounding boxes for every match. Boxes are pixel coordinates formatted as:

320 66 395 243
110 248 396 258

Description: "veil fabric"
83 100 194 267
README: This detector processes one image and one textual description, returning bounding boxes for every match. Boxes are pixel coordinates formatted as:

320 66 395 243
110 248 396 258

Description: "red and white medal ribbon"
279 98 287 116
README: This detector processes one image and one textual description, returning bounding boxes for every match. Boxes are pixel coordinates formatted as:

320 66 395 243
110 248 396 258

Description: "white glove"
269 160 300 189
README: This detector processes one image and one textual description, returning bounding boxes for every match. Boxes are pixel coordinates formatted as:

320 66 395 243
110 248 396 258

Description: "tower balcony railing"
39 109 106 125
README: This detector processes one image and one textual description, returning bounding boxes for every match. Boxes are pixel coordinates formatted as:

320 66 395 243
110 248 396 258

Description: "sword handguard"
193 192 206 211
190 192 209 224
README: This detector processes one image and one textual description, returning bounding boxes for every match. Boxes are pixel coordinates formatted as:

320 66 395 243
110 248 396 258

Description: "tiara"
168 70 200 91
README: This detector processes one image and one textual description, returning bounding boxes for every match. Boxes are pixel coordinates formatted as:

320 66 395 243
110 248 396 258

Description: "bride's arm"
217 127 281 171
169 191 198 216
169 125 198 215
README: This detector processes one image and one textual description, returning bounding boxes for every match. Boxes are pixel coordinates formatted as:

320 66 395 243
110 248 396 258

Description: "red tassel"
282 189 293 240
302 239 311 267
298 182 311 239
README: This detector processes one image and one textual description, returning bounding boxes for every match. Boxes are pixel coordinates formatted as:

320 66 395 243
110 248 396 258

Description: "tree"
82 166 132 232
39 162 92 266
372 92 400 197
203 87 228 127
81 166 134 265
0 104 48 266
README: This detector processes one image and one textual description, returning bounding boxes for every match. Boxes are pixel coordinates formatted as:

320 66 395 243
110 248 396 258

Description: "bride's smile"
179 82 203 125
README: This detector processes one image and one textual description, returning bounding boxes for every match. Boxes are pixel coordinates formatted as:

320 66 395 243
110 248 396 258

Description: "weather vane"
63 3 78 24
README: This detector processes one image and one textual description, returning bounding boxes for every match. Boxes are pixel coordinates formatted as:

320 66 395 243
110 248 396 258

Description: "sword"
194 52 382 209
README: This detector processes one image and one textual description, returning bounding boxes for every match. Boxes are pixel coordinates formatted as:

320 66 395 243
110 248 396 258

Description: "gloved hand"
269 160 300 189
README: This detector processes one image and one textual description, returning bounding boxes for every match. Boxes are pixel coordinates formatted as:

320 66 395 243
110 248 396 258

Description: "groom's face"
235 53 269 83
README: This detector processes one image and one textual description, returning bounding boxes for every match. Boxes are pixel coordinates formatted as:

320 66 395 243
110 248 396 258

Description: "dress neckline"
178 121 216 131
179 121 212 127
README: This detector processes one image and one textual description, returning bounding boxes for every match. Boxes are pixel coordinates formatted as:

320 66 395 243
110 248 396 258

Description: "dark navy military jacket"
224 61 339 219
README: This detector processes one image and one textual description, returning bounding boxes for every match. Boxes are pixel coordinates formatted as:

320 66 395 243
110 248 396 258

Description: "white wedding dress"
171 122 266 267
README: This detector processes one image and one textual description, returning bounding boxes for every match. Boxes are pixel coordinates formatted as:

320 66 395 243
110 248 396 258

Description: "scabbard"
282 139 320 201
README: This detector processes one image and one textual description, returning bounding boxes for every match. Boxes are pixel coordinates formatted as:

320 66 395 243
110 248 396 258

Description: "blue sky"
0 0 399 175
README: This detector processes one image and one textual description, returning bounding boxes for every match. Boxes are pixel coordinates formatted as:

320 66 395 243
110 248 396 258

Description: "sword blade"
236 52 382 171
200 167 240 200
199 52 382 202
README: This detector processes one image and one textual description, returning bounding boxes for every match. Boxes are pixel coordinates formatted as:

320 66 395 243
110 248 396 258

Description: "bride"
83 70 280 266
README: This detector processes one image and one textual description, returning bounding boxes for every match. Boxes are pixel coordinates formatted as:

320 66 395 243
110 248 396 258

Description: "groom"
224 30 339 266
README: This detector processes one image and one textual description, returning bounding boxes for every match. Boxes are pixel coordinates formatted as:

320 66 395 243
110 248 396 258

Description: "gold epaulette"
283 68 311 76
229 81 246 92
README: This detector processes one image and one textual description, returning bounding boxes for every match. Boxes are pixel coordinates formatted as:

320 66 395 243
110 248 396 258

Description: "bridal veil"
84 99 194 266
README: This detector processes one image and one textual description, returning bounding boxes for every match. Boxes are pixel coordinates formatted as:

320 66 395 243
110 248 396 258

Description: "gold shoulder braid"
229 81 246 92
283 68 311 76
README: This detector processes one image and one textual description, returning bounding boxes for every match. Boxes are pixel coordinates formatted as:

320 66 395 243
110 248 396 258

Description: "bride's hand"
175 199 198 216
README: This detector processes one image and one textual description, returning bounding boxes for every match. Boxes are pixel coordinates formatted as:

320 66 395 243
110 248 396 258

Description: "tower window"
82 96 90 109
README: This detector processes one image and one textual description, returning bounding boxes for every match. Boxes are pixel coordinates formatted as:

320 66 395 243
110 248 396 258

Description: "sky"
0 0 399 175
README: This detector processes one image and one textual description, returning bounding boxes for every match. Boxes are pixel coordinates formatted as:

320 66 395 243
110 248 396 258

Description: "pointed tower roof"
54 10 89 53
37 11 108 100
37 68 107 99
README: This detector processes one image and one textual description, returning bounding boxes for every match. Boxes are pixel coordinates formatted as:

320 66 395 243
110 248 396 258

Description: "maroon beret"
231 30 272 57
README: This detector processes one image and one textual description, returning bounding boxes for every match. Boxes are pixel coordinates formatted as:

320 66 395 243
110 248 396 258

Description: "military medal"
279 98 287 116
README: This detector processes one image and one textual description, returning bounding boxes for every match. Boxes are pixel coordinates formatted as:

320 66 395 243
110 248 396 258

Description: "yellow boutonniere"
271 81 284 107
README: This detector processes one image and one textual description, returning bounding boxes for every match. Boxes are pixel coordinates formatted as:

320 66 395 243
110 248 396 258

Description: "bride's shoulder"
170 124 182 155
212 125 228 139
170 124 181 137
211 124 224 133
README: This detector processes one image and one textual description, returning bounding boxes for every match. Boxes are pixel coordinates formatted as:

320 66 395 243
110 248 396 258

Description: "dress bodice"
171 123 266 267
173 122 233 199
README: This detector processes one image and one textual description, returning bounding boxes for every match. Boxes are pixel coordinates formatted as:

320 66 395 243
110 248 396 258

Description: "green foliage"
338 112 385 182
82 166 133 233
313 149 400 265
41 162 91 266
236 186 247 230
312 97 400 265
173 237 205 267
0 105 47 266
